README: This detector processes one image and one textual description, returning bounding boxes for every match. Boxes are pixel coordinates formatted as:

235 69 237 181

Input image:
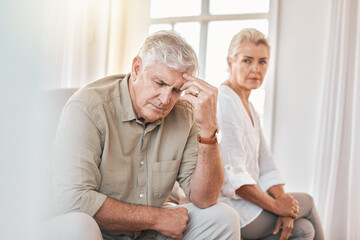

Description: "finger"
279 227 291 240
289 211 297 219
183 85 203 98
175 234 183 240
273 218 281 235
181 74 215 92
285 227 293 240
293 199 299 207
180 93 200 106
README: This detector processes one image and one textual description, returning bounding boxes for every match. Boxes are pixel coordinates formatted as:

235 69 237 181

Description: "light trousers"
38 202 240 240
241 193 325 240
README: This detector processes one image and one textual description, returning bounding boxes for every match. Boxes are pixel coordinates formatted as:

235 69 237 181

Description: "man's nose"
159 89 171 105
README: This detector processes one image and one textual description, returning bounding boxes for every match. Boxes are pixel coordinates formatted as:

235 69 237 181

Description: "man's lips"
149 103 166 112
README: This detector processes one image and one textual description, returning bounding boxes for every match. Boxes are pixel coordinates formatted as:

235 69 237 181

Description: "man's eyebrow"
158 79 168 85
154 76 169 85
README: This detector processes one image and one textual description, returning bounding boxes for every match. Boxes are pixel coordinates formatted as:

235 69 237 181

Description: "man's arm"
54 102 188 239
93 198 188 239
180 74 224 208
189 142 224 208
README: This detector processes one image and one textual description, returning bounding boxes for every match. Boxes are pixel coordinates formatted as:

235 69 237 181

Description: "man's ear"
131 56 142 81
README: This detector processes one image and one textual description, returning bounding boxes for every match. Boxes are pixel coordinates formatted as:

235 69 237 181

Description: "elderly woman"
217 28 325 240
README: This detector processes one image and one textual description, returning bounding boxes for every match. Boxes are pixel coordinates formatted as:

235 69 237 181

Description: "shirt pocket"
152 159 181 205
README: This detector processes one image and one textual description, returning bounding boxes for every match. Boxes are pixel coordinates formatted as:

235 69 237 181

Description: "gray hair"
227 28 270 60
137 30 199 76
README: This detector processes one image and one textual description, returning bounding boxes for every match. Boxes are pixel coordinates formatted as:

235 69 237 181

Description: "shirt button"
139 193 144 198
140 161 144 165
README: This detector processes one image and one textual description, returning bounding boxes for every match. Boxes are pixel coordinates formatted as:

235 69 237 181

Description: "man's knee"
205 202 240 226
38 212 102 240
65 212 102 239
185 202 240 239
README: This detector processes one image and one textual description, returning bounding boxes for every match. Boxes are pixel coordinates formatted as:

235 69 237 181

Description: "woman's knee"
291 192 315 214
292 218 315 239
292 192 314 204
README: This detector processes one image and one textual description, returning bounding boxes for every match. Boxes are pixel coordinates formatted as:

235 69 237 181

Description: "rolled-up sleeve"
52 102 107 216
217 94 257 200
257 129 285 192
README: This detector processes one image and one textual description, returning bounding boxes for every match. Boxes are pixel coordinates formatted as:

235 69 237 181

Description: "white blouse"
217 85 285 227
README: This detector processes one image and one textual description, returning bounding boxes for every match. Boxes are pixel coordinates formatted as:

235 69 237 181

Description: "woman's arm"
236 184 298 218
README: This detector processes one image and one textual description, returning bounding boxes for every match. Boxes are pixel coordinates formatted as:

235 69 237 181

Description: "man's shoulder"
174 100 194 113
168 100 195 122
69 74 127 107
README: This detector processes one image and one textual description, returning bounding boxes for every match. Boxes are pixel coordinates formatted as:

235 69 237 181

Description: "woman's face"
228 41 270 91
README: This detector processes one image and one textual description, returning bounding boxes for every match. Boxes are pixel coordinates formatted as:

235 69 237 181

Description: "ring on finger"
194 89 201 97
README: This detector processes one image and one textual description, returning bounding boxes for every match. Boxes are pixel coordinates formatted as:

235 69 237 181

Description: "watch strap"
197 129 219 144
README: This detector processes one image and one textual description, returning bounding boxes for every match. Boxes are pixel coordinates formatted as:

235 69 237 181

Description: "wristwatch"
197 129 222 144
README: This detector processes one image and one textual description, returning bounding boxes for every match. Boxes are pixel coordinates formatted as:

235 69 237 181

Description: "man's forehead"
152 72 186 87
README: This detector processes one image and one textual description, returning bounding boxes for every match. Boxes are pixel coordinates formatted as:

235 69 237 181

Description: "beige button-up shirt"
52 74 198 237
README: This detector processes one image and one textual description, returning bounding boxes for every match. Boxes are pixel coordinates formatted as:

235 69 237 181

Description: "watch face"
216 129 222 144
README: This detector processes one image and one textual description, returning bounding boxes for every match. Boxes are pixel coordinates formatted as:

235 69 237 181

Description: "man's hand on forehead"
180 73 218 136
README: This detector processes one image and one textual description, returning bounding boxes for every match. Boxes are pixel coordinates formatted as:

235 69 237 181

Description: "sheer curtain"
311 0 360 239
40 0 150 89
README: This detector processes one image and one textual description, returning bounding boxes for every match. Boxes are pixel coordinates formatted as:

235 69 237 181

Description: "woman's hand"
273 193 299 218
273 216 294 240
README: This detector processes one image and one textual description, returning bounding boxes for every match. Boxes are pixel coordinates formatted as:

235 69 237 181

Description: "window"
149 0 271 122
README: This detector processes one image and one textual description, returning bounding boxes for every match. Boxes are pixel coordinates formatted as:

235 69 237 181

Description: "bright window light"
149 24 172 34
174 22 200 57
210 0 270 15
150 0 201 18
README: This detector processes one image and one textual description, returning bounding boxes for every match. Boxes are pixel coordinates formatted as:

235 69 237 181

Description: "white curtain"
311 0 360 239
40 0 150 89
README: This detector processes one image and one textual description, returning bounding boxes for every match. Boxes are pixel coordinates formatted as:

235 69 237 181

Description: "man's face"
129 57 186 124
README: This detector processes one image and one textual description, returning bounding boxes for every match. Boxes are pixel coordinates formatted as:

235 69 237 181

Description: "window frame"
150 0 270 78
149 0 279 146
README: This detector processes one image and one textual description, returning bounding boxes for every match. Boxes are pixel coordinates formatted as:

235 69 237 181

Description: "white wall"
270 0 331 192
0 0 45 238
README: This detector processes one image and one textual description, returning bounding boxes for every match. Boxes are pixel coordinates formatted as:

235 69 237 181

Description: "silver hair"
227 28 270 60
137 30 199 76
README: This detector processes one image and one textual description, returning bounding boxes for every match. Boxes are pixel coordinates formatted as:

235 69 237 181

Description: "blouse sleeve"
217 93 257 200
257 126 285 192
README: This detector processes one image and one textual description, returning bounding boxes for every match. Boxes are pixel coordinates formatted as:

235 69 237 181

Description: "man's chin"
143 112 164 123
142 107 170 123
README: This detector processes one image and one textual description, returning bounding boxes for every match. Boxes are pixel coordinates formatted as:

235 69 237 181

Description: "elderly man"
43 31 240 240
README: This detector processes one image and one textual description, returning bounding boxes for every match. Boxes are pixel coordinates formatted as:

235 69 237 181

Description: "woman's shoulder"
218 84 239 103
219 84 235 95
